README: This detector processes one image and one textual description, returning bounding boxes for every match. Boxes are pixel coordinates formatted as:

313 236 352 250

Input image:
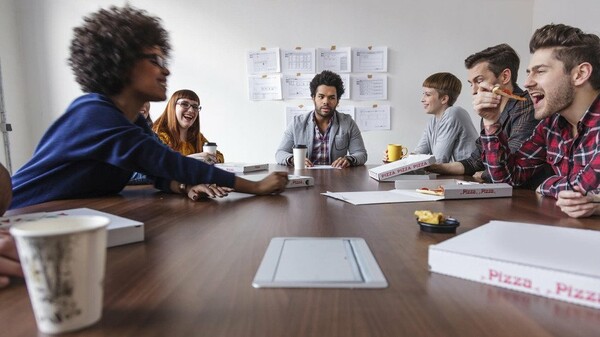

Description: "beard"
315 105 335 119
534 76 574 120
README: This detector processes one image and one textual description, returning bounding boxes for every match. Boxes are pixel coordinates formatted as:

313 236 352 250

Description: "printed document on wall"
284 105 311 128
317 47 351 73
352 47 388 72
351 75 387 100
356 105 390 131
336 105 355 120
339 73 350 100
283 74 314 99
281 48 316 74
247 48 281 74
248 75 282 101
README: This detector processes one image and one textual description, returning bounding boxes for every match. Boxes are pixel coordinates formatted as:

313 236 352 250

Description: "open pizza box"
394 179 513 199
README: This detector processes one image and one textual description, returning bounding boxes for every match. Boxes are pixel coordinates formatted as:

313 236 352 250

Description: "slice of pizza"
492 85 527 101
415 186 444 196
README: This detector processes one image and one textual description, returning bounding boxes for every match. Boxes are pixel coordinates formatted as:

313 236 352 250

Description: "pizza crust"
415 187 444 196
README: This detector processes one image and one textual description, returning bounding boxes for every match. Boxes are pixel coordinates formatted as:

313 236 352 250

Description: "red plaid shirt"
481 94 600 198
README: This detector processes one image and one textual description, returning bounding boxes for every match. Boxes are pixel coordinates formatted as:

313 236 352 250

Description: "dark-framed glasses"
141 53 169 69
176 101 202 112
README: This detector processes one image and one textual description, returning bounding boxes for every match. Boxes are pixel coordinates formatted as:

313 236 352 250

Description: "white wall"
0 0 596 172
532 0 599 36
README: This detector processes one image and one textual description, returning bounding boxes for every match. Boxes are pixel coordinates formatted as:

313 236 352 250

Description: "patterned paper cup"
10 215 109 334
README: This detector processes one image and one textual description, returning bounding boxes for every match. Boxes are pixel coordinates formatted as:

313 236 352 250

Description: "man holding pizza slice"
477 24 600 218
427 44 550 188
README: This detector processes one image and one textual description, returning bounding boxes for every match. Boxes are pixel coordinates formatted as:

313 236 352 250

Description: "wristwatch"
179 183 187 194
345 156 356 166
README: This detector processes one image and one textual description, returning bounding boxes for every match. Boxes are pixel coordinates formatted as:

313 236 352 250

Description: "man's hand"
187 184 232 200
0 230 23 289
331 157 351 168
472 171 485 182
473 81 503 126
305 158 314 167
556 187 600 218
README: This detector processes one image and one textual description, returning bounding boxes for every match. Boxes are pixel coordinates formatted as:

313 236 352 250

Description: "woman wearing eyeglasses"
152 90 224 164
9 5 288 210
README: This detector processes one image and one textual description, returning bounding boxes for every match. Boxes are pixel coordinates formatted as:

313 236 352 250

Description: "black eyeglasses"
176 101 202 112
141 53 168 69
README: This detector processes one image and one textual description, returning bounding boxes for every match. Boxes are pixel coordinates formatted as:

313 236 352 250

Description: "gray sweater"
413 105 478 163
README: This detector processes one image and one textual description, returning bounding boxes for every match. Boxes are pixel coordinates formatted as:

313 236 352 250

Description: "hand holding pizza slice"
491 85 527 101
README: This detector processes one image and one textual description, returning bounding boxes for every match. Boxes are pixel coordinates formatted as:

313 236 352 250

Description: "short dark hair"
422 72 462 106
464 44 520 86
529 23 600 90
310 70 345 98
68 5 170 95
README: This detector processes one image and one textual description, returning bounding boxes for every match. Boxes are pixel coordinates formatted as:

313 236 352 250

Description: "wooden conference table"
1 165 599 337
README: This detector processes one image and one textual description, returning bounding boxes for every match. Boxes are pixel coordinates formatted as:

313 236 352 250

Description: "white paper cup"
203 142 217 155
10 215 109 334
293 145 307 169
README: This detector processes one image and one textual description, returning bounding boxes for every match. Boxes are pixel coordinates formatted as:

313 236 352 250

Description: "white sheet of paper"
322 189 442 205
351 74 387 100
340 73 350 100
247 48 280 74
307 165 342 170
336 105 355 119
355 105 390 131
248 74 282 100
281 48 316 74
284 105 311 128
352 47 388 72
282 74 314 99
317 47 351 73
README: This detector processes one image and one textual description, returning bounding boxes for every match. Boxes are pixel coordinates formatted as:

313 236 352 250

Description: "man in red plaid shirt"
478 23 600 218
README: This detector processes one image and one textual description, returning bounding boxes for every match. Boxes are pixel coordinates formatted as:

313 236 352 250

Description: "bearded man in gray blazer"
275 71 367 168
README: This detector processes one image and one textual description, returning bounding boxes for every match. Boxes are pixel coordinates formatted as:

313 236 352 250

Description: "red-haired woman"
153 89 224 164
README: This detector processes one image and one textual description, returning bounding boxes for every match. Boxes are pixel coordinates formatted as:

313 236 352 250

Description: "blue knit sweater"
10 94 235 209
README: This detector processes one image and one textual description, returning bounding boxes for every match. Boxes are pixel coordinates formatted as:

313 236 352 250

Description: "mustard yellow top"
156 131 224 163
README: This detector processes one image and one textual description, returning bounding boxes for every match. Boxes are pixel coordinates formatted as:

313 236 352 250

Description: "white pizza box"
240 173 314 188
1 208 144 248
429 221 600 309
215 162 268 173
61 208 144 248
394 179 512 199
368 154 436 181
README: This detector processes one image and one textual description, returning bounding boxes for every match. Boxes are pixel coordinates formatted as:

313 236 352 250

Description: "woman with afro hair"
10 5 287 209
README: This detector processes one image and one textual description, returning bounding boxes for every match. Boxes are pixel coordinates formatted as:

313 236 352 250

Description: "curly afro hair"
68 5 170 95
309 70 345 99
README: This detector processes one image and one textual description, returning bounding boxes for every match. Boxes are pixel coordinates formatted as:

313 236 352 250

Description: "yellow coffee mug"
387 144 408 162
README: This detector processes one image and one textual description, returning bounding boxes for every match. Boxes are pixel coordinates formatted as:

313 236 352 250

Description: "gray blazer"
275 111 367 166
